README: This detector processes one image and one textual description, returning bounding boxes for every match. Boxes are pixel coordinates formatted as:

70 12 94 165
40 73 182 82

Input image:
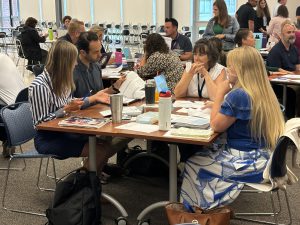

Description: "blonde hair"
227 46 284 150
89 25 104 40
45 40 78 97
68 20 84 34
281 19 295 32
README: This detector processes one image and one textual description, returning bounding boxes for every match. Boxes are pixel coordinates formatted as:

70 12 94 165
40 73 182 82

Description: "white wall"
156 0 166 26
67 0 91 22
123 0 152 25
94 0 121 24
19 0 40 21
42 0 56 22
173 0 191 28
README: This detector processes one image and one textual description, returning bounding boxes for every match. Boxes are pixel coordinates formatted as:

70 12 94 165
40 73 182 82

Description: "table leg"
282 84 287 110
88 136 97 173
169 144 178 202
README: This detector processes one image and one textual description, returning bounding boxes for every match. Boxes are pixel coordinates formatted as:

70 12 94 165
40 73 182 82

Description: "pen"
82 90 93 100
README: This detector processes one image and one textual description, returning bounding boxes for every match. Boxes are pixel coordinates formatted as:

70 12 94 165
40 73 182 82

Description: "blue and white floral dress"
180 88 271 209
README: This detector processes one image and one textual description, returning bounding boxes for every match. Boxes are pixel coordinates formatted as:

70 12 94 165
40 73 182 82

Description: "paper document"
171 114 210 129
100 106 142 117
164 128 213 140
102 65 123 78
119 71 145 99
281 74 300 79
115 122 159 133
173 100 205 109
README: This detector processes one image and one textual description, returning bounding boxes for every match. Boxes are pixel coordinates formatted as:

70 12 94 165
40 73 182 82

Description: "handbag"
165 202 232 225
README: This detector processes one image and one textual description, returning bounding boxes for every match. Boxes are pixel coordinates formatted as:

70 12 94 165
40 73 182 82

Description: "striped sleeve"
29 83 56 126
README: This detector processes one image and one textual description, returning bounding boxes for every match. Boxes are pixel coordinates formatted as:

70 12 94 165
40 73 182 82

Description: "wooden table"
37 101 218 223
269 71 300 109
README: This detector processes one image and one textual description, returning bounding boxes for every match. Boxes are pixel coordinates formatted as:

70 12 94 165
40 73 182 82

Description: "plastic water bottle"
255 35 261 50
48 27 53 40
159 91 172 131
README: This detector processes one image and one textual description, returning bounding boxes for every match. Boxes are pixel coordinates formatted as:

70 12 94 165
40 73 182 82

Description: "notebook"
58 116 109 129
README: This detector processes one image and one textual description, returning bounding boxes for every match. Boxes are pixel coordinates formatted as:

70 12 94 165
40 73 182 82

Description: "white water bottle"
159 91 172 131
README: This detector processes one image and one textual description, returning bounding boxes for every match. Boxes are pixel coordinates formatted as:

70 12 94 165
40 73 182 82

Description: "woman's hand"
215 34 225 39
64 99 84 113
202 100 214 109
216 79 232 97
188 63 203 75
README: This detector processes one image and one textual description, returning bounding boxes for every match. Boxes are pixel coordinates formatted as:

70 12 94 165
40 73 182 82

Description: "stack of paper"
167 127 213 139
102 65 123 78
171 114 210 129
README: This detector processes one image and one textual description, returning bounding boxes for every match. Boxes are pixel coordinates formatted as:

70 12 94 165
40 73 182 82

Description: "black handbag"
46 168 101 225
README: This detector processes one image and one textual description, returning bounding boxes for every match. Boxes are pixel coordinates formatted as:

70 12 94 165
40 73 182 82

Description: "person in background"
59 20 85 45
203 0 239 51
62 15 72 29
295 29 300 59
273 0 287 17
295 6 300 29
209 37 227 66
267 5 290 44
234 28 255 47
0 53 25 158
164 18 193 61
236 0 257 31
20 17 48 71
89 25 106 53
254 0 271 34
28 40 111 176
267 20 300 118
235 28 290 74
137 33 184 92
181 46 284 209
174 39 225 101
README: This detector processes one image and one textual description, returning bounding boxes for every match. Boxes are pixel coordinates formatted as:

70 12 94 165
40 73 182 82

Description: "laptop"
99 52 112 69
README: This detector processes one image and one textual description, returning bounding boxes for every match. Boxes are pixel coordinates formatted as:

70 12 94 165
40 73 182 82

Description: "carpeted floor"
0 139 299 225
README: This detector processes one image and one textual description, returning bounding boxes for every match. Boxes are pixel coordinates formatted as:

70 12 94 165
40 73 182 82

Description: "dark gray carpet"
0 140 299 225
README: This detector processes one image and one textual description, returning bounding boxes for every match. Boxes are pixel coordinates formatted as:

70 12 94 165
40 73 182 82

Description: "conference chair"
0 32 8 54
1 102 59 216
234 136 297 225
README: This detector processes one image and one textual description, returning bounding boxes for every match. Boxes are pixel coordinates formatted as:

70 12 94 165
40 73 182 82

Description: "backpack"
46 168 101 225
117 141 173 177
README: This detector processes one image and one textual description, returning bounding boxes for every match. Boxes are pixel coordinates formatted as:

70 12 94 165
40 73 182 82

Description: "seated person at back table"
174 39 225 101
266 20 300 118
59 20 85 45
20 17 48 71
28 40 112 176
234 28 290 74
73 32 131 178
181 46 284 209
164 18 193 61
136 33 184 93
0 53 25 158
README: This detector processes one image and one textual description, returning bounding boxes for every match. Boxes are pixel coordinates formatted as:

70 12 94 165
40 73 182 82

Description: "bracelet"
112 84 120 93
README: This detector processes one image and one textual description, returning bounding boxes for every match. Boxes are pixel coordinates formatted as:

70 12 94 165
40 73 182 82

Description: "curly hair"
144 33 169 59
193 39 219 69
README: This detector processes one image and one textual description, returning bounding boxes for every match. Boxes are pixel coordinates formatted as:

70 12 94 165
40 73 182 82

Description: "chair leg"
2 157 45 216
234 189 292 225
36 158 56 192
0 145 26 171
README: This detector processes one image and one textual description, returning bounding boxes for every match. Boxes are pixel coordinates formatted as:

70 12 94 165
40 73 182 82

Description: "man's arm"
179 52 193 61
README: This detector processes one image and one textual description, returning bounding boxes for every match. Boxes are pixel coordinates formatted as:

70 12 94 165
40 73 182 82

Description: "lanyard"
197 74 206 98
171 33 179 50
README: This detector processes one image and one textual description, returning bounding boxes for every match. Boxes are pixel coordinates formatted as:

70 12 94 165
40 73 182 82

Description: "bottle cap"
159 90 171 97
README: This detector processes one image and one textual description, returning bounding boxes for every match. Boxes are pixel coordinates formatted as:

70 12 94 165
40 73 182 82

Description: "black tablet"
99 52 112 69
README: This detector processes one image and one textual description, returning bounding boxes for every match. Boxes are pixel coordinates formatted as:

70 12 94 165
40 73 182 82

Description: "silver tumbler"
110 94 123 123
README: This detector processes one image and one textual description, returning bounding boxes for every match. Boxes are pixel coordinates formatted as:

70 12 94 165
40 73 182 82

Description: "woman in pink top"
295 30 300 60
267 5 290 44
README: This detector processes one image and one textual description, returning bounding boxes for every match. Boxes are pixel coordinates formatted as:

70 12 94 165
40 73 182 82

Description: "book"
58 116 109 129
119 71 145 100
169 127 213 139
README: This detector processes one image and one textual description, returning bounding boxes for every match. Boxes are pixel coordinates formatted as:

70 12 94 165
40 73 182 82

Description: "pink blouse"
267 16 291 43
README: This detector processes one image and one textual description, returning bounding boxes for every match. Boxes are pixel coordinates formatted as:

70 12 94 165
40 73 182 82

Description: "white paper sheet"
115 122 159 133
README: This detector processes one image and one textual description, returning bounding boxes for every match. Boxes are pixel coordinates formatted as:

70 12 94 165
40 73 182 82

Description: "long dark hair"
256 0 271 19
144 33 169 59
277 5 289 18
213 0 229 28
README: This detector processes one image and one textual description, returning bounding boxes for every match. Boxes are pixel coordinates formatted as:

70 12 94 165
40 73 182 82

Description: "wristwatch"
112 84 120 93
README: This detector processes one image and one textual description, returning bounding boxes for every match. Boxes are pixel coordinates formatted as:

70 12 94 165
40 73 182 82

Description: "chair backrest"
16 39 25 58
0 102 36 147
270 136 291 179
15 88 29 103
32 64 44 77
